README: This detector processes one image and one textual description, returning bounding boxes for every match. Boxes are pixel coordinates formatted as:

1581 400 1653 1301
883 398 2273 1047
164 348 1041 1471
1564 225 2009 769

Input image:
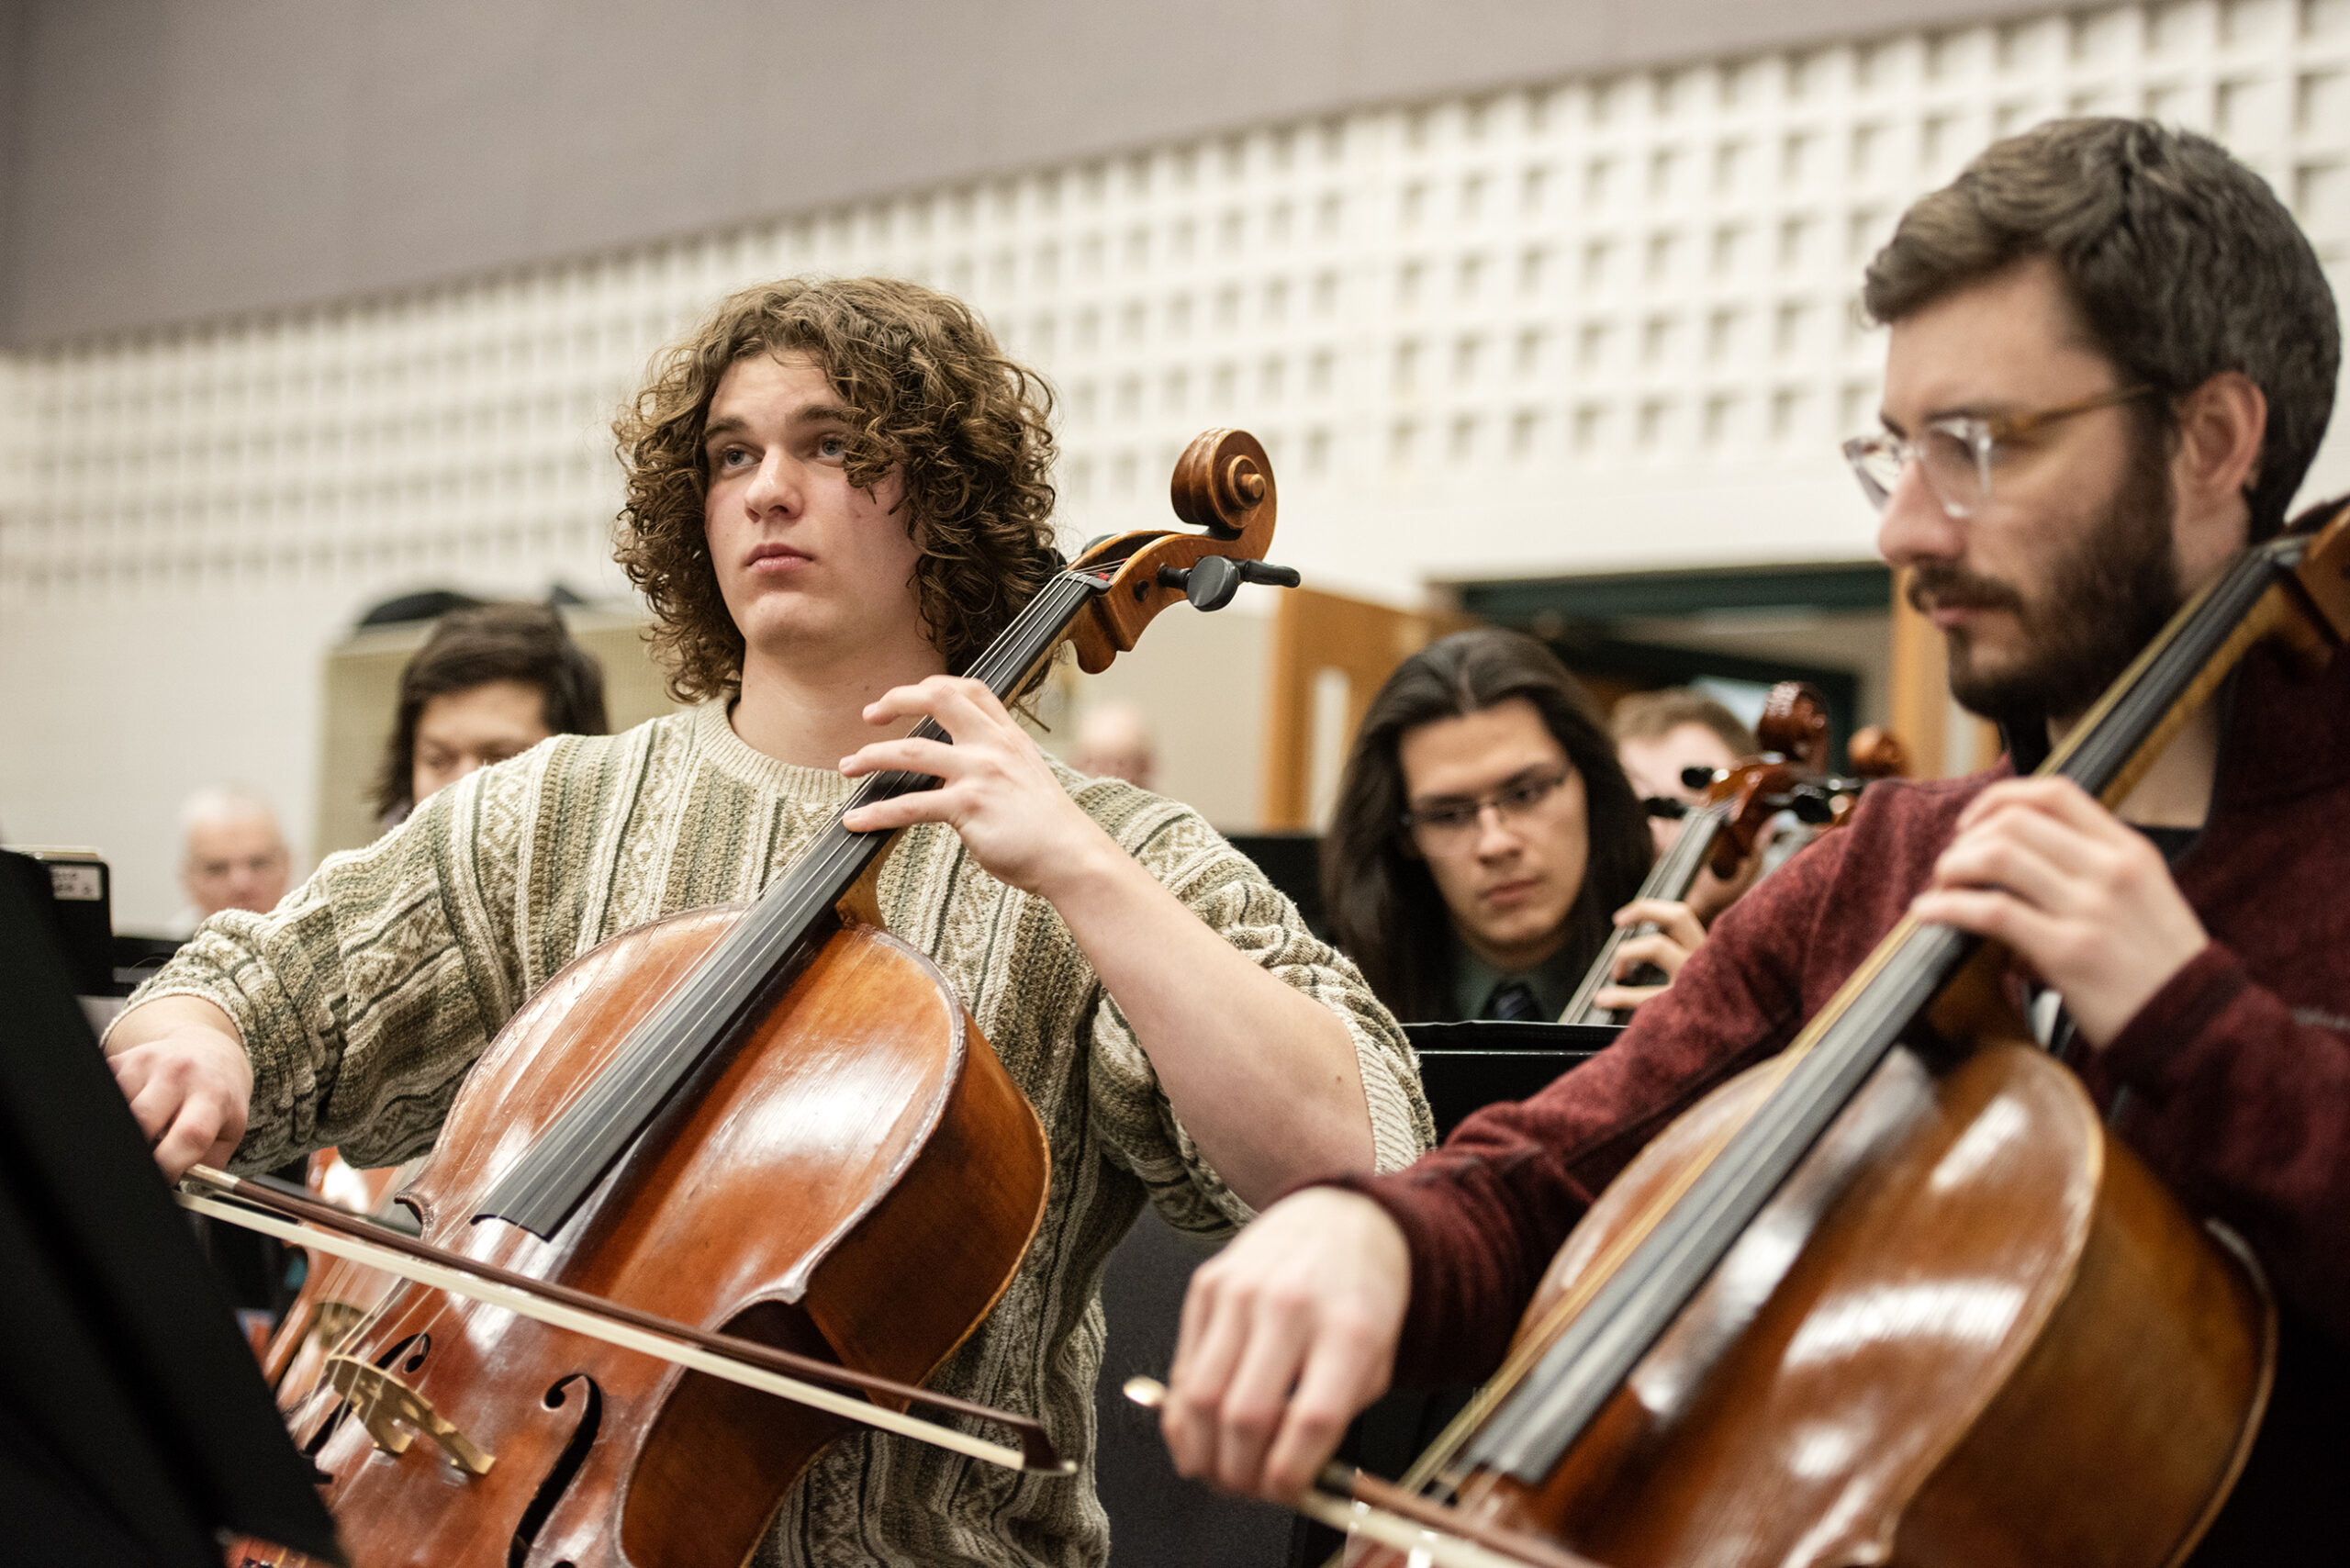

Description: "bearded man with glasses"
1160 118 2349 1566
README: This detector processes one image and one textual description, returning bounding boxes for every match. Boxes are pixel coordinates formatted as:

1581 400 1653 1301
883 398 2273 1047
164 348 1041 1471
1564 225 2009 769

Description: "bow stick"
177 1164 1072 1474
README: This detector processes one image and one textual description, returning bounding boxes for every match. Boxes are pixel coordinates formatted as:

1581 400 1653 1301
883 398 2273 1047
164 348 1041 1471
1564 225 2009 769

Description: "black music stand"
0 868 340 1563
1403 1019 1620 1138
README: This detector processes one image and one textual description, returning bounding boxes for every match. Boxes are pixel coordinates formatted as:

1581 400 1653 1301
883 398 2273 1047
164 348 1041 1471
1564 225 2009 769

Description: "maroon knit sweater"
1341 639 2350 1561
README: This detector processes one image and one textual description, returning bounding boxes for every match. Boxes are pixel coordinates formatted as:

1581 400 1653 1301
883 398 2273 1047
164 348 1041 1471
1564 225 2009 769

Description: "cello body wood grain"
247 908 1046 1568
1362 1038 2269 1568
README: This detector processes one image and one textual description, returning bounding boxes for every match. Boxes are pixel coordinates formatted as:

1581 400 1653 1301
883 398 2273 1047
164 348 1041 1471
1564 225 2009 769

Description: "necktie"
1483 980 1541 1022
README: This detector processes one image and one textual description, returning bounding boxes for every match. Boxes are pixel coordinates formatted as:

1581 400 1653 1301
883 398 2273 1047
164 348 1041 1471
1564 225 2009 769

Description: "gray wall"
4 0 2077 345
0 0 25 323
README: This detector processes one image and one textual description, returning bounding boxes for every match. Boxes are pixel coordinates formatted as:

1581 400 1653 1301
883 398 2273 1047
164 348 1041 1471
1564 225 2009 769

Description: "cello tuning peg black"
1157 555 1241 611
1788 785 1838 825
1156 556 1301 612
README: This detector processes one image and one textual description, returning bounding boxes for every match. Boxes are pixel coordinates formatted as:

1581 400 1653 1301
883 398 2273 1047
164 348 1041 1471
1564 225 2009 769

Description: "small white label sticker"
49 864 102 902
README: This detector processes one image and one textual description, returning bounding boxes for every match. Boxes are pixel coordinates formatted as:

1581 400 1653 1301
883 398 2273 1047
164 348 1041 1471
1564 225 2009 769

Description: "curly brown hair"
613 275 1064 701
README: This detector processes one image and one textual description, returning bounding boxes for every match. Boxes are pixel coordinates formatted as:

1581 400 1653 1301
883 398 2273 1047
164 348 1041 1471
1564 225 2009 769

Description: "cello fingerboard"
476 568 1112 1238
1559 803 1729 1026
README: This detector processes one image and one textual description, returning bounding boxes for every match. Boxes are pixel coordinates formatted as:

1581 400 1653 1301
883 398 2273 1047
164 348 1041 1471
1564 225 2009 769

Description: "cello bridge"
324 1354 495 1475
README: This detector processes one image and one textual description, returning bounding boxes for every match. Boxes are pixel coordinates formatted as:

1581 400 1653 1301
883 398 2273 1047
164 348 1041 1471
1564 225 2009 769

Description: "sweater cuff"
2097 942 2248 1105
1308 1166 1474 1385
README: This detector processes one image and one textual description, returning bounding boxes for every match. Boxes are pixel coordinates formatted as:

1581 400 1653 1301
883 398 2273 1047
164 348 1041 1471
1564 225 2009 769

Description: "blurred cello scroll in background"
1559 681 1835 1026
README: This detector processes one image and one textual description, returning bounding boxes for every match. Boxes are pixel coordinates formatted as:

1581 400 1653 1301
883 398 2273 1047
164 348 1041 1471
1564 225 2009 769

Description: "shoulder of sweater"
1048 759 1253 877
405 712 705 843
450 711 692 780
488 711 703 797
557 710 700 766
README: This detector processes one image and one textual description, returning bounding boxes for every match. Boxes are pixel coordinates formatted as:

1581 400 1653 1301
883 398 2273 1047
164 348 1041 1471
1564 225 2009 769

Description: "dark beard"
1913 445 2180 722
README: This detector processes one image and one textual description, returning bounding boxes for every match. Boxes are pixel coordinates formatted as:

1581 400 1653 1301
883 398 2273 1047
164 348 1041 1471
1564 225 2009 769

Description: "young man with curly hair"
104 275 1433 1566
1164 119 2349 1564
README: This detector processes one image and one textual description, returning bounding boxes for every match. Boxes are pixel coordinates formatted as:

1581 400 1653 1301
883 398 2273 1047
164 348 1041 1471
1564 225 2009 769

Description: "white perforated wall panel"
6 0 2348 925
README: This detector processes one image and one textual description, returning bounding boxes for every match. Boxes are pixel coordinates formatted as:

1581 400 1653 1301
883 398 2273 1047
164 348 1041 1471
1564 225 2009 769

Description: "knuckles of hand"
1219 1397 1283 1445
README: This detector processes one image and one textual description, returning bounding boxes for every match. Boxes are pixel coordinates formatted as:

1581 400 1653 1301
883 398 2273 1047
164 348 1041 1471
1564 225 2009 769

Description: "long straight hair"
1321 630 1652 1021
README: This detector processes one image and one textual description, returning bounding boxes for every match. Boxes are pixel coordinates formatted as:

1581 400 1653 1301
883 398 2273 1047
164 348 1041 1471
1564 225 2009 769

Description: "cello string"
1460 558 2286 1472
480 581 1079 1220
489 572 1104 1226
1400 850 1939 1487
1560 801 1729 1024
1387 1041 1814 1497
492 554 1151 1228
1468 918 1966 1473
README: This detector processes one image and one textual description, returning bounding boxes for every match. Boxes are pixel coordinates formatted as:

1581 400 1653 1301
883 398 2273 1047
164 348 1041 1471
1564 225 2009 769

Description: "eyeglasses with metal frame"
1401 768 1574 850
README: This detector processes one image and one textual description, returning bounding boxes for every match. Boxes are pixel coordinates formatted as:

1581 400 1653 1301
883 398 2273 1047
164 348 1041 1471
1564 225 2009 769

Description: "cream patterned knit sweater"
129 701 1433 1566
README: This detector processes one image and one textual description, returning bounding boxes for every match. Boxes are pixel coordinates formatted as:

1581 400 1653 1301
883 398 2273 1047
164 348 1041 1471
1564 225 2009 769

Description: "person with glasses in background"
1164 118 2350 1565
1319 629 1656 1023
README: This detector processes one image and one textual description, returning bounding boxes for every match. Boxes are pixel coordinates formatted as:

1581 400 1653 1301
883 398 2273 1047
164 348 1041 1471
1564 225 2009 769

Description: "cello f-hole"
510 1375 603 1568
373 1330 431 1375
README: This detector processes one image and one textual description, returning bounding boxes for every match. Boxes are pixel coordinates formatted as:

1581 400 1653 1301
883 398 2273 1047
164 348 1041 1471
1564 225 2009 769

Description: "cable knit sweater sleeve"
109 741 552 1171
1073 775 1436 1242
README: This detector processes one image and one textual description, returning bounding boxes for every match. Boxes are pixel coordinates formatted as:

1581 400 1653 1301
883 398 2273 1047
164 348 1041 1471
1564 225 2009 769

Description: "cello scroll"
1067 429 1297 672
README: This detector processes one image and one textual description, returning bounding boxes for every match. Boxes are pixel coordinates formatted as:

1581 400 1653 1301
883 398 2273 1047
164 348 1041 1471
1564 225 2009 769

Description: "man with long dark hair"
1320 629 1653 1021
1163 119 2349 1563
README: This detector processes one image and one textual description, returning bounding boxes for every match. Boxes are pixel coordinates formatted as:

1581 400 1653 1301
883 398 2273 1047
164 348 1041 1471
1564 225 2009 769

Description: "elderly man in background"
173 785 293 935
1073 699 1158 790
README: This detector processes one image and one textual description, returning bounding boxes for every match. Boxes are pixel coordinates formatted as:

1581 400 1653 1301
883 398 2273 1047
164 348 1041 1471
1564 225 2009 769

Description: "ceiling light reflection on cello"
1629 1209 1807 1416
1926 1094 2031 1192
1781 1281 2027 1369
1785 1418 1863 1479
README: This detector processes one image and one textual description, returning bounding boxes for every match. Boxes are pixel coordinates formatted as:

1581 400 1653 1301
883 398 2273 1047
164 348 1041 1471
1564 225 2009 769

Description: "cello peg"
1157 555 1242 611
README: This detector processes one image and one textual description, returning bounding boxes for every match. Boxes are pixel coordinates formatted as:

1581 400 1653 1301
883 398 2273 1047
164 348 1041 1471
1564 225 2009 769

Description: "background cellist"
1317 629 1656 1025
100 274 1436 1566
1161 117 2349 1566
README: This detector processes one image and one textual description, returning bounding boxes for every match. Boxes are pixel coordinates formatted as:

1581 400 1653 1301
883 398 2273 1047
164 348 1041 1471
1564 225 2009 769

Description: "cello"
1140 502 2350 1567
1560 682 1837 1026
200 428 1298 1568
256 1153 414 1407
